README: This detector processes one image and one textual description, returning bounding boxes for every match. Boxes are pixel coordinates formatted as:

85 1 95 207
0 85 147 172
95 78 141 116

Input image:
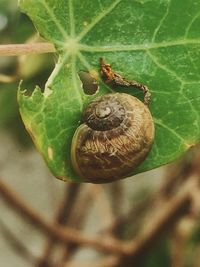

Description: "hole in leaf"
78 71 99 95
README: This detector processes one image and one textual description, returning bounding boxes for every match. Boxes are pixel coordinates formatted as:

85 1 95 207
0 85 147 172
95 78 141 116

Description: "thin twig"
104 194 153 237
111 175 198 267
64 256 119 267
0 179 128 255
0 73 18 83
0 218 37 264
88 184 114 227
0 43 55 56
37 183 81 267
171 227 185 267
40 175 199 267
105 149 198 237
56 188 93 266
108 181 124 217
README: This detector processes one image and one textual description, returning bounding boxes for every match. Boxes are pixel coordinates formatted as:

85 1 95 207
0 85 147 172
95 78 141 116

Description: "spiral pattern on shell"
71 93 154 183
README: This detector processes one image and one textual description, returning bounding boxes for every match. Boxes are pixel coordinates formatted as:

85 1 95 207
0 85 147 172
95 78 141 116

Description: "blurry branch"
1 146 200 266
0 218 37 265
158 155 194 198
171 227 185 267
0 73 18 83
65 257 118 267
0 173 197 267
126 177 195 254
88 184 114 227
104 194 152 237
112 175 200 267
37 183 81 267
57 186 97 266
0 179 128 255
38 183 117 267
58 184 116 266
105 149 197 237
0 43 55 56
109 181 124 218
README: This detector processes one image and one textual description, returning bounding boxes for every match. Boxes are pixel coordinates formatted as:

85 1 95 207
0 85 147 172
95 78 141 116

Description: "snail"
71 59 154 183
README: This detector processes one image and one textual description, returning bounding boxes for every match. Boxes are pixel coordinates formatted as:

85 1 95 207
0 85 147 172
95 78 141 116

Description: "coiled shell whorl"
71 93 154 183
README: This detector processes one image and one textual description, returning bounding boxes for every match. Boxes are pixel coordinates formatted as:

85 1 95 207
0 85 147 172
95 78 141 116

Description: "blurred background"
1 1 200 267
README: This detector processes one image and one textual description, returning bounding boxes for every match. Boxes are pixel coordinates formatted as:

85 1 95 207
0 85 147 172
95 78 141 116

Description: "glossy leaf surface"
18 0 200 182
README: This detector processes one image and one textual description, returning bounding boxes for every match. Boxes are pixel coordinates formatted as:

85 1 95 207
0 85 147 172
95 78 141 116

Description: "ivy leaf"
18 0 200 183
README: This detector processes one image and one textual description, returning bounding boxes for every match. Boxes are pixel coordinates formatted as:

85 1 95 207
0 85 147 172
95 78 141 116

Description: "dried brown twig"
0 43 55 56
57 183 121 266
0 179 128 255
101 175 199 267
37 183 81 267
0 173 198 267
57 196 92 266
0 73 18 83
1 146 200 267
0 218 37 264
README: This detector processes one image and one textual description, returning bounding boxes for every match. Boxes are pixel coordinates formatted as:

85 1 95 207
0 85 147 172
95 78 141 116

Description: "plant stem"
0 43 55 56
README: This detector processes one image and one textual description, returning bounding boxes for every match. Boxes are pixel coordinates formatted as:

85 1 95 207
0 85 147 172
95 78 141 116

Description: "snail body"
71 93 154 183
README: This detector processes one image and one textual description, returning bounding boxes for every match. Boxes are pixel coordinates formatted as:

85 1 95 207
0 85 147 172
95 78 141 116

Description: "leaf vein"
45 53 70 88
180 85 200 133
78 52 114 93
79 38 200 52
38 0 69 40
151 0 171 42
154 119 189 148
184 10 200 38
77 0 122 41
146 50 183 83
98 0 104 11
71 55 83 109
69 0 75 37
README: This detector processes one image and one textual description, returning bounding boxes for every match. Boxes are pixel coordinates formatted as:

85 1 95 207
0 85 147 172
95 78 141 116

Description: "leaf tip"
18 80 27 100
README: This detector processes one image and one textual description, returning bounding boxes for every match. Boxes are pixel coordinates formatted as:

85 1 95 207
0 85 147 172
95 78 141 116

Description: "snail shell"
71 93 154 183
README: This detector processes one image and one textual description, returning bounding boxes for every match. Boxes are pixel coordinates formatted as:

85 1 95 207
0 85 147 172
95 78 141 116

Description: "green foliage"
0 86 18 127
0 85 31 146
0 0 56 146
189 223 200 245
18 0 200 182
141 240 170 267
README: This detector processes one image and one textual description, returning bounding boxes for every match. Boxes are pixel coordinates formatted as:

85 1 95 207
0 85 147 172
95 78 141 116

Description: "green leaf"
18 0 200 183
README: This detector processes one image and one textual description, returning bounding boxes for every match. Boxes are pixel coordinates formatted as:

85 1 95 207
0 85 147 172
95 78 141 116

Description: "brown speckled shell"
71 93 154 183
